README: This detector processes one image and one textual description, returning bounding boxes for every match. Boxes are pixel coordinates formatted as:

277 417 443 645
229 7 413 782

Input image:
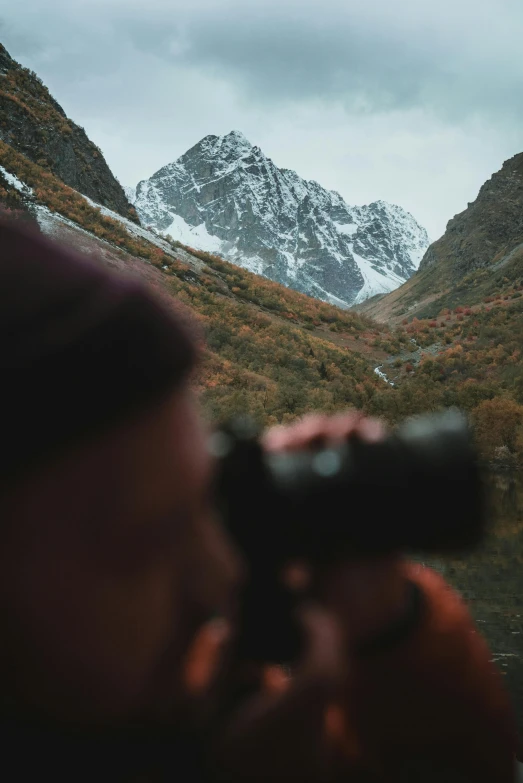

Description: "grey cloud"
3 1 523 123
1 0 522 240
116 0 523 122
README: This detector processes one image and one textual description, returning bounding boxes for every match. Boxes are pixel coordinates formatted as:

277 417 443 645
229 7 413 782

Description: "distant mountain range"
128 131 429 307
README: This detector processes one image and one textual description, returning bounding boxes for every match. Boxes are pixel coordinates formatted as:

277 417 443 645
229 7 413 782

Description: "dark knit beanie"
0 219 198 486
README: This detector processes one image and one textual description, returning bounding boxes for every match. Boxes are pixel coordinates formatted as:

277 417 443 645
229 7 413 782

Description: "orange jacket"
187 563 517 781
329 562 518 781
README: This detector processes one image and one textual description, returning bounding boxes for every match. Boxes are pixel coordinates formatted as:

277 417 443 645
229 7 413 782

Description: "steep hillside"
358 152 523 325
420 152 523 278
131 131 429 307
0 142 400 428
347 150 523 470
3 90 523 466
4 134 523 461
0 43 136 222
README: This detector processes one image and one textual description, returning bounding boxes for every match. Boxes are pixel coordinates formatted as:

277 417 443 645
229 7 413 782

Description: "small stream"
374 365 395 386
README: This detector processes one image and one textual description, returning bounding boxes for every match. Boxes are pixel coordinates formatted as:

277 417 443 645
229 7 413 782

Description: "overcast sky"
1 0 522 239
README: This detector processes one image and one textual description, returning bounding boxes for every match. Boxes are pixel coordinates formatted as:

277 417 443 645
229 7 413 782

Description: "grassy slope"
0 142 403 429
4 137 523 454
350 213 523 464
358 223 523 327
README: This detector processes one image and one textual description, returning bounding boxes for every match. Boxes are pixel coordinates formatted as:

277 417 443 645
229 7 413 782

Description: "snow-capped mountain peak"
133 132 430 307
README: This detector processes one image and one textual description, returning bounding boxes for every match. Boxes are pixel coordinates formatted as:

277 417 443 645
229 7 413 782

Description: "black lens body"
210 409 485 663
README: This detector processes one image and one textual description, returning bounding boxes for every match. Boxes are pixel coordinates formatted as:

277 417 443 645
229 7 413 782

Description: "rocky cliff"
0 42 136 222
420 152 523 279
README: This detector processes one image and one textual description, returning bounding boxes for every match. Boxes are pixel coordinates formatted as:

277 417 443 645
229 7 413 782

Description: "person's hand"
209 604 347 783
194 411 408 782
262 411 409 651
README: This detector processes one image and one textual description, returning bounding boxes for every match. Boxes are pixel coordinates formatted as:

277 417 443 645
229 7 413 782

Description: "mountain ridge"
419 151 523 277
0 43 136 222
357 150 523 324
130 130 429 307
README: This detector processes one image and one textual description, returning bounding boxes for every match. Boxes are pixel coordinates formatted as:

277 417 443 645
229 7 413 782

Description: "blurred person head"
0 220 240 775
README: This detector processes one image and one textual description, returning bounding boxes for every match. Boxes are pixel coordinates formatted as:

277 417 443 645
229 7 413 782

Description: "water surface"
430 472 523 755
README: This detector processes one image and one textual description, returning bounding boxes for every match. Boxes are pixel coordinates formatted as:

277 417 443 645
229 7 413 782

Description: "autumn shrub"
472 398 523 461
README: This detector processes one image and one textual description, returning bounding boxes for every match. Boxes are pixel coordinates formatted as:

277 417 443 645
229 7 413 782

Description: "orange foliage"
473 398 523 459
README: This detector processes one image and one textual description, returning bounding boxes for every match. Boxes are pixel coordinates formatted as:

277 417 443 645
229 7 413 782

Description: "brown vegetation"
3 140 523 462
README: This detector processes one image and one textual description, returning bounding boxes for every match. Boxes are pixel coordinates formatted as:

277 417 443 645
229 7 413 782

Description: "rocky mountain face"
131 131 429 307
357 149 523 325
420 152 523 279
0 43 136 222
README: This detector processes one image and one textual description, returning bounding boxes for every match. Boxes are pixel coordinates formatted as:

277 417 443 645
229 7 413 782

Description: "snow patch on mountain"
352 247 405 305
124 185 136 204
132 131 430 306
0 165 33 196
165 214 222 254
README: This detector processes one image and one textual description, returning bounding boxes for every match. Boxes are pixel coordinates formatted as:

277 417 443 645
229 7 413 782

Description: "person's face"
0 388 241 725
